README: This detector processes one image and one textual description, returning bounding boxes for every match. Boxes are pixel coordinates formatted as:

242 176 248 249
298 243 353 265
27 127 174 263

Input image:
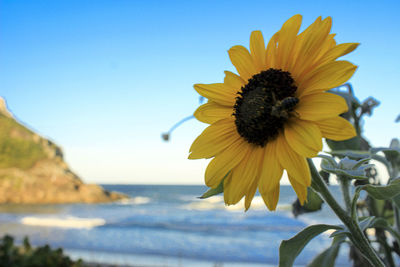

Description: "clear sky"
0 0 399 184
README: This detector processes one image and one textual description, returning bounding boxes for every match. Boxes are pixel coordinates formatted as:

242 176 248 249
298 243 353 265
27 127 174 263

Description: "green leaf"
370 217 400 244
334 169 370 180
317 154 338 167
320 160 337 173
292 188 324 217
199 173 228 199
320 163 369 180
375 141 400 171
326 137 362 151
370 147 400 155
358 216 376 231
330 217 374 239
329 228 348 238
329 150 391 170
329 150 370 160
361 178 400 200
393 194 400 210
307 235 345 267
199 180 223 199
279 224 343 267
302 187 324 212
351 187 362 221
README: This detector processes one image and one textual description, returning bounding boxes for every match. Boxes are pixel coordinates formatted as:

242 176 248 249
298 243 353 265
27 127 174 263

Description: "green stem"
308 159 385 267
391 169 400 234
339 176 352 213
394 204 400 233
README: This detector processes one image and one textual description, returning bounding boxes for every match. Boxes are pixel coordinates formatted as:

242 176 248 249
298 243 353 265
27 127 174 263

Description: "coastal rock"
0 97 127 204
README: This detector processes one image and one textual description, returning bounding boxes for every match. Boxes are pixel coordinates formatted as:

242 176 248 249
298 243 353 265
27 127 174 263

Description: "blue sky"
0 0 399 184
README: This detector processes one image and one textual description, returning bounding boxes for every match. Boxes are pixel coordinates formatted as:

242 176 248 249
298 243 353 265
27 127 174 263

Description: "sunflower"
189 15 358 211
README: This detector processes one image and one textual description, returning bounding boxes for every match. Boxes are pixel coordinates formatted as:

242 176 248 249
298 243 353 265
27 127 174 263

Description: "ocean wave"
21 216 105 229
118 196 151 205
101 218 304 234
225 197 268 211
276 203 293 211
181 196 283 211
180 195 296 213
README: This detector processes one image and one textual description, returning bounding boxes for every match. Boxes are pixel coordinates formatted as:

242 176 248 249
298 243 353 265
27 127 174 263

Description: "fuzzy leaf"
334 168 371 180
330 217 374 238
359 216 376 231
321 156 372 180
370 217 400 244
317 154 338 167
326 137 362 151
279 224 342 267
303 187 324 211
307 235 345 267
370 147 400 155
361 178 400 200
329 150 370 160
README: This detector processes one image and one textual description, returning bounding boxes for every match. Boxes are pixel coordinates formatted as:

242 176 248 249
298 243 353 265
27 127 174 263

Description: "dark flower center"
233 68 299 147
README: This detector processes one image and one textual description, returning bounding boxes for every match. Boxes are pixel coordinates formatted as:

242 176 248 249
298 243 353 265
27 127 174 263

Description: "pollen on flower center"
233 68 298 147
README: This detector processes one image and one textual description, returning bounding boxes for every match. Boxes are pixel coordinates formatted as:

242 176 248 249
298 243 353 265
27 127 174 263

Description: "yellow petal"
313 33 337 64
205 138 249 188
224 146 263 205
315 116 356 140
259 138 283 211
250 31 266 72
296 92 348 121
284 119 322 157
223 150 251 205
244 177 259 211
288 175 308 204
228 45 258 81
261 184 280 211
298 61 357 96
189 118 238 159
291 17 332 80
276 135 311 187
265 32 279 69
223 172 233 204
224 71 246 91
276 14 302 70
194 83 236 107
259 138 283 193
194 101 233 124
289 17 322 70
317 43 360 66
296 33 336 76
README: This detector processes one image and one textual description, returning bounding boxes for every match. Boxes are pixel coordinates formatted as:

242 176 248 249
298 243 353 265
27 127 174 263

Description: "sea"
0 185 352 267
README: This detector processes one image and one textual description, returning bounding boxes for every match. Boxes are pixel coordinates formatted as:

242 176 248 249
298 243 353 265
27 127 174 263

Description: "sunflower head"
189 15 358 211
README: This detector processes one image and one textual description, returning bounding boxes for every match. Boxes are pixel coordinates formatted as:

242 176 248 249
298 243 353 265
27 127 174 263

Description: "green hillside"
0 98 127 204
0 114 46 170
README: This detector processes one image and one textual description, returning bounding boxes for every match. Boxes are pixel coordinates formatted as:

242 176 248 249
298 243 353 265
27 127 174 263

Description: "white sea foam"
203 195 224 203
224 196 268 211
182 195 295 212
276 203 292 211
180 195 224 210
21 216 105 229
119 196 151 205
181 202 221 211
181 196 273 211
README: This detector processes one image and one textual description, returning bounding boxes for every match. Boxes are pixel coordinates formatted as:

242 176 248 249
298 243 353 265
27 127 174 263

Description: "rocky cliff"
0 97 127 204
